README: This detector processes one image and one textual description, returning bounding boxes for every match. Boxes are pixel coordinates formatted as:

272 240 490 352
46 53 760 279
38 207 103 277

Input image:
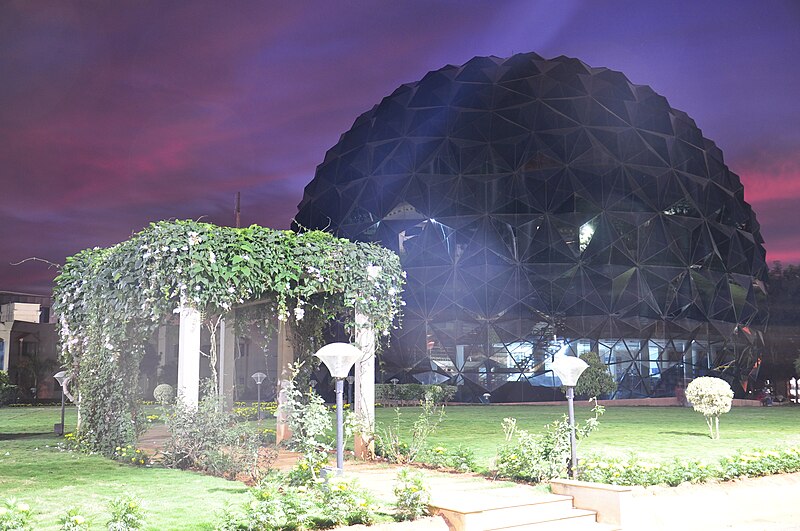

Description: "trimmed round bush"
153 384 175 405
685 376 733 439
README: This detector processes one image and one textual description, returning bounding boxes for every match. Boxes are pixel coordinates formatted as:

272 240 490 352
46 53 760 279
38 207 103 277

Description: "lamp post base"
54 423 64 435
321 466 343 479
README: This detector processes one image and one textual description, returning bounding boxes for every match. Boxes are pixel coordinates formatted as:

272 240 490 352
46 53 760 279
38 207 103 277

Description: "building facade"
295 53 769 401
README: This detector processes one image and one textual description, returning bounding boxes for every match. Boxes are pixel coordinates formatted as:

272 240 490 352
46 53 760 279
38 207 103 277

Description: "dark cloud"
1 0 798 294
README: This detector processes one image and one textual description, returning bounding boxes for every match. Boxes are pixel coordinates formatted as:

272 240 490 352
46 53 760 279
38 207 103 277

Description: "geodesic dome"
295 52 768 400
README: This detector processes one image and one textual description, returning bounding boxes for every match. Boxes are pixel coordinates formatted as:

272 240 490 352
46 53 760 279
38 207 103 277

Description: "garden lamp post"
251 372 267 421
53 370 68 435
550 355 589 479
314 342 363 473
346 375 354 405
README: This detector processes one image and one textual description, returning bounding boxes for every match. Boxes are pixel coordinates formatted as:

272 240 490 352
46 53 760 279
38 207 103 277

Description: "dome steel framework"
295 52 768 401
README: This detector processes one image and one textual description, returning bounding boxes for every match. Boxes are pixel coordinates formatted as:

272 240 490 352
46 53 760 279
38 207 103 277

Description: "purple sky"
2 0 799 295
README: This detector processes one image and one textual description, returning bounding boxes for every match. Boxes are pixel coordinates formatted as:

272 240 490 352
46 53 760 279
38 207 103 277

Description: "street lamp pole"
53 370 69 436
550 355 589 479
314 342 363 474
251 372 267 422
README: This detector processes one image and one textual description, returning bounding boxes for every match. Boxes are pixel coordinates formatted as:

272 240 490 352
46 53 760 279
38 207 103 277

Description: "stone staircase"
429 488 618 531
338 463 619 531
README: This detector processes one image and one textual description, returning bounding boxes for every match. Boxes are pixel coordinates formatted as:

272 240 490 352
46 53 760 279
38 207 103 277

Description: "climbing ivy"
53 220 404 455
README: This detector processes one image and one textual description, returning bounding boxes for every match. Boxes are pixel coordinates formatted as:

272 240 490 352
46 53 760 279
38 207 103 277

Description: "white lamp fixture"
550 355 589 479
315 343 363 379
550 355 589 387
314 342 364 473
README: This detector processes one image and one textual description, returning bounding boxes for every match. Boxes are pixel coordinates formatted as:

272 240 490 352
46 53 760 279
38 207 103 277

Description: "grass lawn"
0 406 249 530
374 403 800 466
3 403 799 529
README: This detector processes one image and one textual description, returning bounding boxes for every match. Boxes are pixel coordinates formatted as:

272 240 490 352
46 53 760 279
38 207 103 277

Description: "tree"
575 351 617 398
766 262 800 381
685 376 733 439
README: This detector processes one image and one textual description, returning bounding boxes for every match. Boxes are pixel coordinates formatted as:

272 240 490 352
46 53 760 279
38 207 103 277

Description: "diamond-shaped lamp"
314 343 364 379
550 356 589 387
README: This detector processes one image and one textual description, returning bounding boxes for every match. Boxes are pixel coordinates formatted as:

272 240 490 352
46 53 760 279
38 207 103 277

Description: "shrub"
376 396 445 463
685 376 733 439
578 446 800 486
320 477 376 527
575 351 617 398
375 384 456 405
418 444 477 472
0 372 16 406
232 401 278 421
279 364 332 481
495 399 604 483
112 445 150 467
0 498 32 531
393 468 430 521
162 381 270 481
447 444 477 472
152 384 174 405
107 494 145 531
223 471 378 530
579 454 714 486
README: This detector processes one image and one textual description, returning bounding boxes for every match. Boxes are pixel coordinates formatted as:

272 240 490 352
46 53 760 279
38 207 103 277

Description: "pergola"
54 220 404 456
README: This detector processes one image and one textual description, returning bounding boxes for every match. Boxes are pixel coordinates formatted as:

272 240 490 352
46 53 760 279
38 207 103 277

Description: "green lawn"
0 406 249 530
374 403 800 466
3 403 800 529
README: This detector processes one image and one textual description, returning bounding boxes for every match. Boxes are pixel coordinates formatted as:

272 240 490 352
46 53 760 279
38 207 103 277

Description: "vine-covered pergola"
54 220 404 456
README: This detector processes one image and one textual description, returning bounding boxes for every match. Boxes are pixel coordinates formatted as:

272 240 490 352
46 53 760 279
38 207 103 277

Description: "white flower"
188 232 201 246
367 265 382 279
388 287 397 296
209 251 216 264
228 286 236 293
278 312 287 322
294 307 305 321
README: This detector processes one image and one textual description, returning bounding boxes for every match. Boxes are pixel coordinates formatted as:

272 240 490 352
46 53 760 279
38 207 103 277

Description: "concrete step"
430 493 593 531
491 515 619 531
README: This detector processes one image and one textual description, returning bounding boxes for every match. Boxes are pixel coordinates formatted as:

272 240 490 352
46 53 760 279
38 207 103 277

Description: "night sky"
2 0 799 295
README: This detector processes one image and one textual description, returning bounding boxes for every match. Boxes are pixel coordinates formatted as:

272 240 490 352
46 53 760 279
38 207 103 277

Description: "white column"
0 323 11 372
219 316 236 411
354 311 375 458
177 305 201 410
275 321 294 445
157 325 167 374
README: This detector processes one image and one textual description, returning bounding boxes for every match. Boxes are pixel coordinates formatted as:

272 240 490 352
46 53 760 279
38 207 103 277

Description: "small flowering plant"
113 445 150 466
0 498 32 530
107 494 146 531
59 507 89 531
392 468 430 521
